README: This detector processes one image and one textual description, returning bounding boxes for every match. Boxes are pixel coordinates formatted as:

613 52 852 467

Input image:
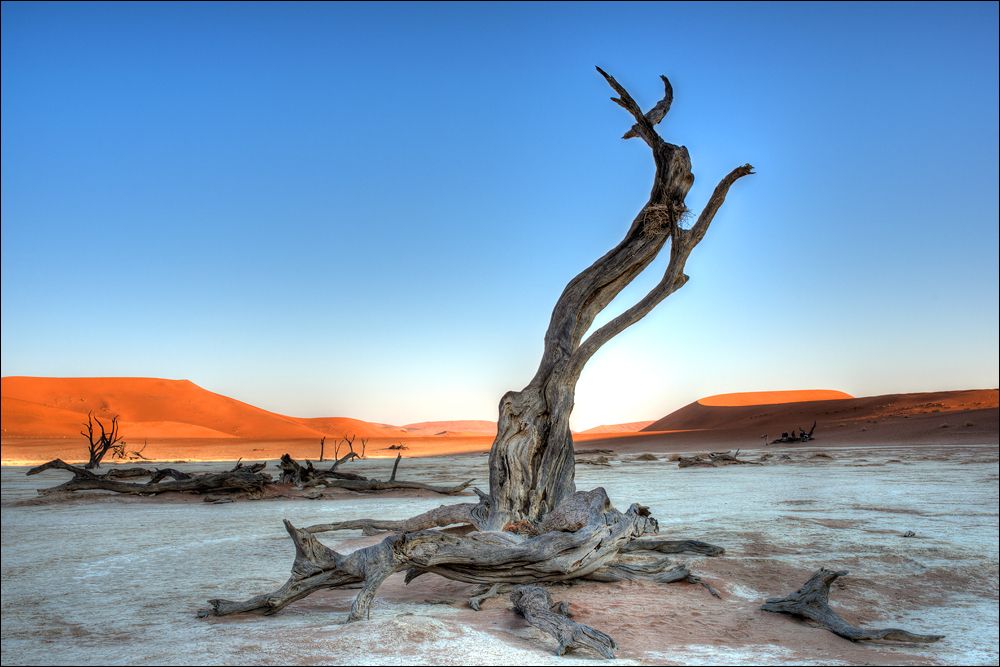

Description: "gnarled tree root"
200 488 657 623
761 568 945 643
510 585 617 659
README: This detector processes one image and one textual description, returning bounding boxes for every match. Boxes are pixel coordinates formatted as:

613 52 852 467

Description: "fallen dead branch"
276 454 472 495
510 585 617 658
26 459 272 496
761 568 945 643
678 450 761 468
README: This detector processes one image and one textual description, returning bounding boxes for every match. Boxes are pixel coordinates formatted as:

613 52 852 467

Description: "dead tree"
483 68 753 530
203 71 747 642
81 412 126 469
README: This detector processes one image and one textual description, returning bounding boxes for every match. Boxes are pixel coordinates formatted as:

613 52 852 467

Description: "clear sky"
2 2 998 430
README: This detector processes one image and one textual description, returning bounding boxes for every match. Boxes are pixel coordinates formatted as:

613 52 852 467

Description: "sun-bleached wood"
202 488 657 622
761 569 945 643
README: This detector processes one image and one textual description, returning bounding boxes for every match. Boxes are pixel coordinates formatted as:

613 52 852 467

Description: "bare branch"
623 75 673 141
595 66 662 147
687 163 755 246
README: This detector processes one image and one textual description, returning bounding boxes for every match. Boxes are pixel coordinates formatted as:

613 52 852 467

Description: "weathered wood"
678 451 758 468
202 488 657 622
678 455 716 468
484 70 753 530
510 585 617 659
278 453 473 495
761 568 945 643
147 468 193 484
620 538 725 556
26 458 272 496
305 502 478 536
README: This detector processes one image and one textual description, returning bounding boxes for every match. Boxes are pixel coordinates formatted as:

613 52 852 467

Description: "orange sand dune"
646 388 998 433
291 417 409 440
580 421 656 435
1 377 329 440
698 389 854 406
4 377 996 464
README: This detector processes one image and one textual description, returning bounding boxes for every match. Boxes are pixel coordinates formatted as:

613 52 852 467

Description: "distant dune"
697 389 854 406
0 377 399 441
395 420 498 437
579 421 656 434
3 377 996 464
644 388 997 433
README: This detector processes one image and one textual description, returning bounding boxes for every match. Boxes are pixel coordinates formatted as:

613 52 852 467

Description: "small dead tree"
319 436 326 462
81 412 126 469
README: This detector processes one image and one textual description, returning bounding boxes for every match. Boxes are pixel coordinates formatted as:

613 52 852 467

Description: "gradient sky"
2 2 998 430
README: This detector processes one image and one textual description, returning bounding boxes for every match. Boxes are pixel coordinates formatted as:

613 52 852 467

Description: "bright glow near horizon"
2 2 998 431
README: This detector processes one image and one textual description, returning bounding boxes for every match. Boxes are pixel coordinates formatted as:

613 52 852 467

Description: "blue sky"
2 2 998 429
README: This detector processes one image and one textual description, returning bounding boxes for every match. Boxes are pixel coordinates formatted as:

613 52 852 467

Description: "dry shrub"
635 453 659 461
940 423 950 428
666 453 681 462
965 421 975 427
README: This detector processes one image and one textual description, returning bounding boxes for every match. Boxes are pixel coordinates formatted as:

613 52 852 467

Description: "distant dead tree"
127 440 150 461
340 434 367 459
82 412 126 469
319 436 326 462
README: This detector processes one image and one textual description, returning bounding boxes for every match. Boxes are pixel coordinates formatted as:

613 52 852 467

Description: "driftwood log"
26 459 271 496
277 454 472 495
761 569 945 643
510 585 617 658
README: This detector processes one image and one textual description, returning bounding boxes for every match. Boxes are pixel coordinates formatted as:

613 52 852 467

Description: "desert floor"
2 443 997 666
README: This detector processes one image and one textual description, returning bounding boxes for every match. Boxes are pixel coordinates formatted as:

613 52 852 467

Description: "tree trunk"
484 68 752 529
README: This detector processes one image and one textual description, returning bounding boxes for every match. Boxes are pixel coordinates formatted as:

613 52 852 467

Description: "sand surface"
2 443 997 665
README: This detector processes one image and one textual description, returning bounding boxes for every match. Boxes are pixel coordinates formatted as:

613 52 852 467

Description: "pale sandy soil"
2 443 997 666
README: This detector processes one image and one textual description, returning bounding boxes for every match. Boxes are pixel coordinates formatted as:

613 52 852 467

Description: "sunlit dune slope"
644 388 998 434
1 377 382 440
698 390 853 406
579 421 656 435
290 417 409 440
